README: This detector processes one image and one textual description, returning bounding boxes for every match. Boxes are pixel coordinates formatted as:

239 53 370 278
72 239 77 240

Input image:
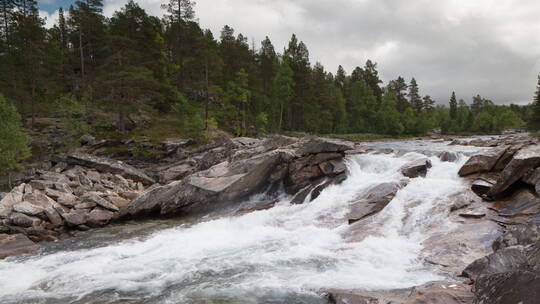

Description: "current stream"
0 140 485 304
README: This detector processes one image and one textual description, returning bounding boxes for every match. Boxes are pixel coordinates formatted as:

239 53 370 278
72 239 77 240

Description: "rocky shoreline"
1 133 539 304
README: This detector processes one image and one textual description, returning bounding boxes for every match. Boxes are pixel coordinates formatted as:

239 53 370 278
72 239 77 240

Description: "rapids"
0 140 485 304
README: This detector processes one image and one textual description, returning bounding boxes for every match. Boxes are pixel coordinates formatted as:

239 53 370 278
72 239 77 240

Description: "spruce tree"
422 95 435 112
449 92 458 120
528 75 540 131
408 78 422 112
387 76 408 112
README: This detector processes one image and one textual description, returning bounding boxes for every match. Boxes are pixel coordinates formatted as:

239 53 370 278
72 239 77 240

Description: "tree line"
0 0 534 140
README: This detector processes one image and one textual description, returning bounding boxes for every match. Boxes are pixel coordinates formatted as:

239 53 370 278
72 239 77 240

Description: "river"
0 140 486 304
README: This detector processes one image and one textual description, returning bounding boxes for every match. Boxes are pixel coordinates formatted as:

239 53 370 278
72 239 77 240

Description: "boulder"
296 138 354 155
0 234 40 259
523 167 540 196
44 206 63 227
458 147 508 177
29 180 55 190
0 184 25 218
471 178 495 197
10 213 41 228
125 149 295 216
12 202 45 216
474 270 540 304
326 291 379 304
487 144 540 198
405 282 473 304
86 208 115 227
61 209 88 226
348 182 400 224
66 153 155 185
400 158 432 178
462 246 530 282
439 151 458 162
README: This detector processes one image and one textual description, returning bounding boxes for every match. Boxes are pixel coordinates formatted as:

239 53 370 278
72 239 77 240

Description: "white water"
0 142 481 303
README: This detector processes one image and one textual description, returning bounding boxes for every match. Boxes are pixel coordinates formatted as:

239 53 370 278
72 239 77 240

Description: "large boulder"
471 178 495 198
347 182 400 224
66 153 155 185
296 138 354 155
487 144 540 198
400 158 432 178
125 149 295 216
0 184 25 218
0 233 40 259
462 246 531 282
474 270 540 304
458 147 507 177
489 188 540 218
492 223 540 251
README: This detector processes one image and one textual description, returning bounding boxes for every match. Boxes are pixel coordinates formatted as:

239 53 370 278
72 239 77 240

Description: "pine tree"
361 59 383 102
270 58 293 132
471 94 484 114
449 91 458 120
387 76 408 112
422 95 435 112
0 0 15 50
528 75 540 131
0 94 30 178
408 78 422 112
284 34 311 130
335 65 346 91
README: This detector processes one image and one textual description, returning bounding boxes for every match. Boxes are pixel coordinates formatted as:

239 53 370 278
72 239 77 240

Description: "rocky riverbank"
1 133 539 304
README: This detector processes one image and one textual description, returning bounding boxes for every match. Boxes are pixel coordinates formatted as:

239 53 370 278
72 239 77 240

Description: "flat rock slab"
489 188 540 217
297 138 353 155
66 153 155 185
458 147 507 177
0 234 40 259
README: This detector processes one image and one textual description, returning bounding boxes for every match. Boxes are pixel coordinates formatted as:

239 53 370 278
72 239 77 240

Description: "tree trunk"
79 27 85 89
205 55 209 130
279 102 283 132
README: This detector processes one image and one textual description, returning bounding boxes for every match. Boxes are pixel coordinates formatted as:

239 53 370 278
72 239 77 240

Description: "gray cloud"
42 0 540 105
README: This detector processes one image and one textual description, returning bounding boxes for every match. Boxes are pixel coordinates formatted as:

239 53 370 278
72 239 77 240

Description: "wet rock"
0 234 40 259
458 147 508 177
66 153 155 185
400 158 432 178
12 202 45 216
348 182 400 224
296 138 353 155
439 151 458 162
319 159 346 175
523 167 540 196
471 178 495 197
126 149 294 216
326 291 379 304
405 282 473 304
474 270 540 304
487 144 540 198
83 194 119 212
458 212 486 219
492 223 540 251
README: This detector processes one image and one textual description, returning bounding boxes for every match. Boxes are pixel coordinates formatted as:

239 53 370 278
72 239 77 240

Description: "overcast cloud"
40 0 540 105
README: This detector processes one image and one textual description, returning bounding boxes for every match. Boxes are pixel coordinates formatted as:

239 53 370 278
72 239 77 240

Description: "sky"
39 0 540 105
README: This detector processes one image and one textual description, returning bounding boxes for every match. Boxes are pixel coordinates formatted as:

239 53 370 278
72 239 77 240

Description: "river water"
0 140 485 304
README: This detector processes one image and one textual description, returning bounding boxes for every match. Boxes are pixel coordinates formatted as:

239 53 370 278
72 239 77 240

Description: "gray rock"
80 134 96 146
158 160 197 183
0 234 40 259
487 144 540 198
54 183 73 193
12 202 45 216
489 188 540 217
400 158 432 178
471 178 495 197
0 184 25 218
86 208 115 227
66 153 155 185
458 146 508 177
44 206 63 227
75 202 97 209
326 291 379 304
348 182 400 224
50 161 68 173
492 223 540 251
83 194 119 212
462 246 531 282
439 151 458 162
296 138 354 155
61 209 88 226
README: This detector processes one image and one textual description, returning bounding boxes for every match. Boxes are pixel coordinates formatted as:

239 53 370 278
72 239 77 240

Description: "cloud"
44 0 540 104
39 9 59 29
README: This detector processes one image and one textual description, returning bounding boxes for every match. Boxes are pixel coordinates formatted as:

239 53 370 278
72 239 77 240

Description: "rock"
55 192 77 207
12 202 45 216
80 134 96 146
405 282 473 304
319 159 346 175
326 291 379 304
10 213 41 228
494 144 523 171
61 209 88 226
86 208 115 227
439 151 458 162
83 194 119 212
523 167 540 196
348 182 400 224
112 174 129 188
44 206 63 227
458 212 486 219
462 246 530 282
487 144 540 198
489 188 540 218
474 270 540 304
458 147 508 177
126 149 294 216
66 153 155 185
0 184 26 218
108 195 129 208
492 223 540 251
75 202 97 209
54 182 73 193
400 158 432 178
471 178 495 197
296 138 353 155
449 194 474 212
0 234 40 259
50 161 68 173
